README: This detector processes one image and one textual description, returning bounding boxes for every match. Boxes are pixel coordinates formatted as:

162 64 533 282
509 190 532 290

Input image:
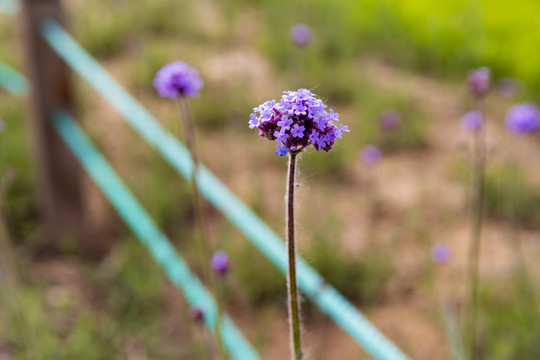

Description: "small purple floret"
360 145 381 165
461 111 482 132
250 89 346 156
153 61 203 98
431 243 451 264
290 24 312 47
379 109 401 131
505 103 540 135
0 119 4 133
275 144 290 157
291 124 305 138
211 250 230 275
467 67 490 98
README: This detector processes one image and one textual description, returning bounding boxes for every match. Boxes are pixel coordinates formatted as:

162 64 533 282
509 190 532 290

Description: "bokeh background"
1 0 540 359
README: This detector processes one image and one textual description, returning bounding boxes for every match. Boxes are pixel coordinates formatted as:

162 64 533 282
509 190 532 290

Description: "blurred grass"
0 98 37 243
480 273 540 360
483 164 540 228
308 235 392 305
258 0 540 95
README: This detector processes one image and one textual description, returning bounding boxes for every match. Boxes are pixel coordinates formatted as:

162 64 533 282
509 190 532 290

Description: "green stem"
467 101 486 360
176 97 226 360
286 151 303 360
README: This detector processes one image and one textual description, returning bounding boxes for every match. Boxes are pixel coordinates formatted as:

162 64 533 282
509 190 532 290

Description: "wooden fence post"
20 0 86 248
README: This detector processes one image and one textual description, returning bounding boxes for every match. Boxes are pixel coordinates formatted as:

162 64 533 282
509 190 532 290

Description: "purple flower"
277 116 293 130
190 307 204 322
275 144 290 157
336 124 349 139
290 24 312 47
360 145 381 165
274 130 289 143
153 61 203 98
379 109 401 131
467 67 490 98
431 243 451 264
461 111 482 132
505 103 540 135
291 124 305 138
0 119 4 133
211 250 230 275
250 89 346 156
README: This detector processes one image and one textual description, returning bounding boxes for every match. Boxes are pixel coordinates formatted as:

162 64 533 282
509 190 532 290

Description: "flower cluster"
360 145 381 165
461 110 483 132
505 103 540 135
467 67 490 98
249 89 348 156
153 61 203 98
211 250 230 276
431 243 451 264
290 24 312 47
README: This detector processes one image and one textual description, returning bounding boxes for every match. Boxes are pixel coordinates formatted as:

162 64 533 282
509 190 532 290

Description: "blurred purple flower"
0 119 4 133
431 243 451 264
461 110 482 132
211 250 230 275
153 61 203 98
190 307 204 322
379 109 401 131
290 24 312 46
505 103 540 135
360 145 381 165
467 67 490 98
250 89 347 156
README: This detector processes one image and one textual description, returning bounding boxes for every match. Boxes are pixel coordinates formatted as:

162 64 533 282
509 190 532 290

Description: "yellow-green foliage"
260 0 540 92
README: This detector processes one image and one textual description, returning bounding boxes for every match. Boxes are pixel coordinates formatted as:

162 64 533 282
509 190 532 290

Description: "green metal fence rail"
0 62 29 97
0 0 18 15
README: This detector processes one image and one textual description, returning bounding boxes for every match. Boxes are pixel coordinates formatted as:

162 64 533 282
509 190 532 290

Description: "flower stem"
467 101 486 360
286 151 303 360
176 97 227 360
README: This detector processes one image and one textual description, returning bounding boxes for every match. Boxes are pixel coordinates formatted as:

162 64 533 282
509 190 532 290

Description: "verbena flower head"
461 110 482 132
379 109 401 131
250 89 348 156
467 67 490 98
153 61 203 98
290 24 312 47
211 250 230 275
360 145 381 165
505 103 540 135
431 243 451 264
